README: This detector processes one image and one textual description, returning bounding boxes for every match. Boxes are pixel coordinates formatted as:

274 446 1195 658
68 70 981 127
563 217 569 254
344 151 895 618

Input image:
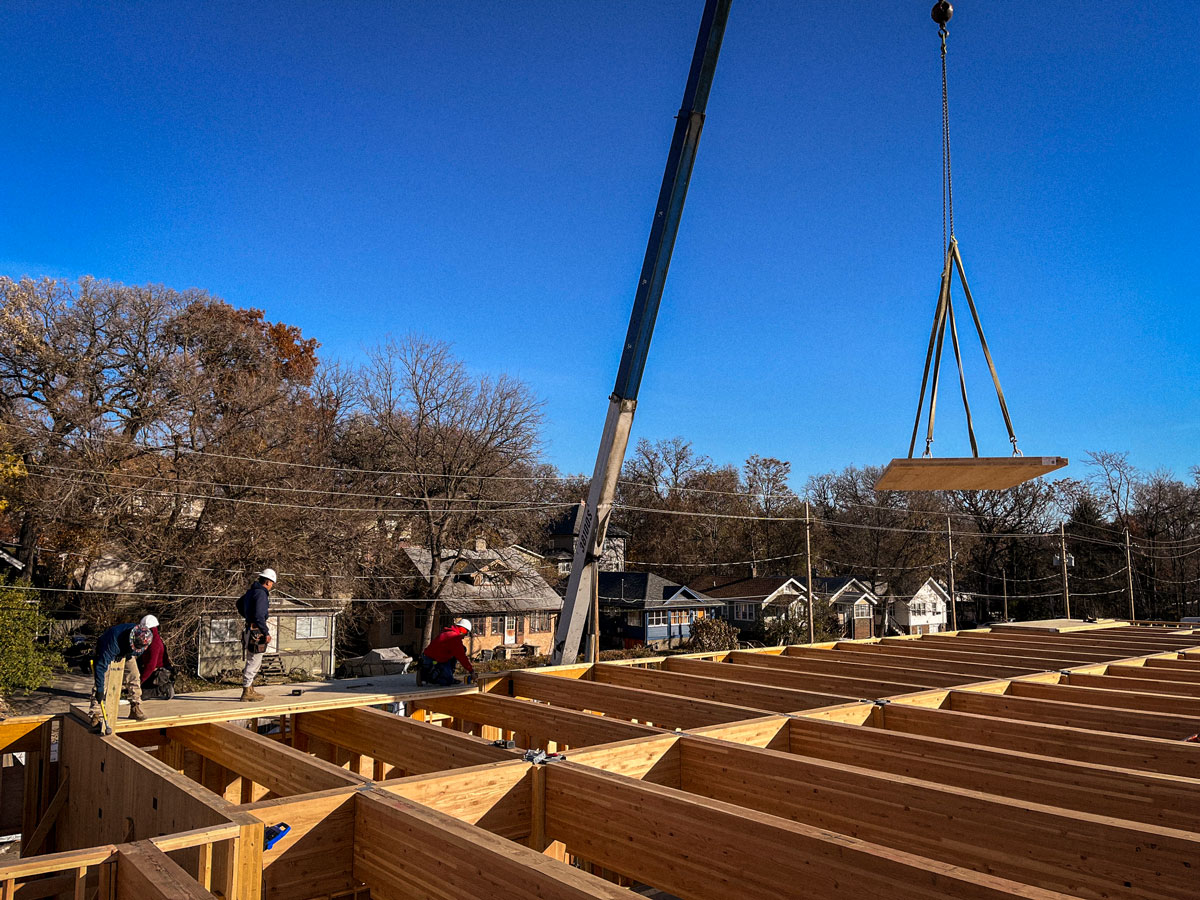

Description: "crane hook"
931 1 953 27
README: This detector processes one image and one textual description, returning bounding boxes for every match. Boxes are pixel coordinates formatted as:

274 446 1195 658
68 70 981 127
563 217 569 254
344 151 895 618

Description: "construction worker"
419 618 475 686
89 622 153 730
137 614 175 700
237 568 276 702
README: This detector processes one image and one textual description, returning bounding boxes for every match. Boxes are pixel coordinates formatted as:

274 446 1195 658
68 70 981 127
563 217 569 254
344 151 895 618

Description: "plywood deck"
67 672 471 733
875 455 1068 490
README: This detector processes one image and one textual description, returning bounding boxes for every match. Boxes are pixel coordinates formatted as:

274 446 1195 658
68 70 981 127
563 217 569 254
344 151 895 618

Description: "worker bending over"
90 622 153 729
420 618 475 685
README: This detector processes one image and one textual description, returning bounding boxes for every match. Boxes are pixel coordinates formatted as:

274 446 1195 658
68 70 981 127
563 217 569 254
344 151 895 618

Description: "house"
888 578 950 635
199 596 340 679
546 503 629 577
369 541 563 658
598 571 724 650
687 575 808 633
806 576 880 640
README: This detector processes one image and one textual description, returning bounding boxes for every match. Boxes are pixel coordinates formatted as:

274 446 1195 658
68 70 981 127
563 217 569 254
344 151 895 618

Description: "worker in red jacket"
420 618 475 686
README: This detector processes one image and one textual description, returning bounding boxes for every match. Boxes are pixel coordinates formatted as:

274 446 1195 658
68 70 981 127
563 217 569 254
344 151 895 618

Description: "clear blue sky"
3 2 1197 481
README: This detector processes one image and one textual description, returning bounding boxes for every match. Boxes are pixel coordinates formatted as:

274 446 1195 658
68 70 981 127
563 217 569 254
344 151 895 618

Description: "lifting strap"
907 12 1021 460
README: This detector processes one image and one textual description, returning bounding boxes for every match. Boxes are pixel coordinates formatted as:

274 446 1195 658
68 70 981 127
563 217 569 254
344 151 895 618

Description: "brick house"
807 576 880 640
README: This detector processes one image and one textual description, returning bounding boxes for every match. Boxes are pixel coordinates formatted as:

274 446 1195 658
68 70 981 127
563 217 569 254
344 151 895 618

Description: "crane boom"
552 0 732 665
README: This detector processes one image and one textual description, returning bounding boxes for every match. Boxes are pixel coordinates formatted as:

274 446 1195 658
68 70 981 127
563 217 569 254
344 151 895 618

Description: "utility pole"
805 501 814 644
1124 527 1136 621
1002 568 1008 622
946 516 957 631
1059 522 1071 620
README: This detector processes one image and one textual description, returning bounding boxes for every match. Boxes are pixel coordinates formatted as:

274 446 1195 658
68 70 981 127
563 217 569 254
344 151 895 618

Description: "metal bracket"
492 739 516 749
522 749 567 765
872 698 891 707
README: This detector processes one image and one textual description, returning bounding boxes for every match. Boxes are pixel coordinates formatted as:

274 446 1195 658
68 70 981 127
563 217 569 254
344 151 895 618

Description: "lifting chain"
934 1 955 249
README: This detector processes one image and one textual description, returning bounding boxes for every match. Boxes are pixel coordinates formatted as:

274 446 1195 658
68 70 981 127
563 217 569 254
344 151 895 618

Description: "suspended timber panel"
875 455 1068 490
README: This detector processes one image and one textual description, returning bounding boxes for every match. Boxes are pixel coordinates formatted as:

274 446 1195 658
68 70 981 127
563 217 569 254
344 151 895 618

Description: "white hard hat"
454 618 472 633
140 614 159 629
258 568 278 582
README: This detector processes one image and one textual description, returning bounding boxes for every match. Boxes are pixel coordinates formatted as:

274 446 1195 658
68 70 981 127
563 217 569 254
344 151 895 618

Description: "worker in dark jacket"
419 618 475 686
89 622 153 730
237 568 275 702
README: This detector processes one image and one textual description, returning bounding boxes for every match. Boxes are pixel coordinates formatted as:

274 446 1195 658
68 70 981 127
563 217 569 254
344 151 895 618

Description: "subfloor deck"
67 672 471 732
7 621 1200 900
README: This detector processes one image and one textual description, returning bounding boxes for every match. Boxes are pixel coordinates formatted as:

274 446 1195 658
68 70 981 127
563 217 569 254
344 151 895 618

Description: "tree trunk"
421 599 439 648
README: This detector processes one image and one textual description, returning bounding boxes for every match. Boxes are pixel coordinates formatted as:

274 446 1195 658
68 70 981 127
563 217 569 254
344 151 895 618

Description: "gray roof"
598 572 722 610
402 546 562 614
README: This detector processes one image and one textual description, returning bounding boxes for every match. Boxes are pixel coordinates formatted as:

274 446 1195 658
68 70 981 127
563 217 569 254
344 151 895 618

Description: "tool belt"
244 624 268 655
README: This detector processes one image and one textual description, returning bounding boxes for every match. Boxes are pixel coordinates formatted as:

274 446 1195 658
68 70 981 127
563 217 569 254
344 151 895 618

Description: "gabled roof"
799 575 880 605
687 575 804 604
598 572 722 610
402 545 562 613
549 503 630 540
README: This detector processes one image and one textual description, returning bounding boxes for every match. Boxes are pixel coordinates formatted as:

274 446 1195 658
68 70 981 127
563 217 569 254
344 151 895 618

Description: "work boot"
240 686 264 702
129 703 147 722
89 712 103 732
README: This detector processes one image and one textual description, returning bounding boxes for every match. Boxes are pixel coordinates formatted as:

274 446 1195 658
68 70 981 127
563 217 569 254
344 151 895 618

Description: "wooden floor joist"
7 623 1200 899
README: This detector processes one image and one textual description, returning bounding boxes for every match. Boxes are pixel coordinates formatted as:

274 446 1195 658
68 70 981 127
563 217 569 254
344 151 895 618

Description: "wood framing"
7 624 1200 899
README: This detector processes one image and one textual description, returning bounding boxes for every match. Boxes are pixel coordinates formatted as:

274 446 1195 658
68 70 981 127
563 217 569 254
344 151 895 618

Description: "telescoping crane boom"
551 0 732 665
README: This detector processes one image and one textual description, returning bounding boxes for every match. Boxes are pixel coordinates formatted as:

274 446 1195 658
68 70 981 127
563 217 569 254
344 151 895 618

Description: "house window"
390 610 405 635
626 612 640 626
489 615 503 635
209 617 241 644
693 609 706 621
732 602 756 622
527 612 553 633
854 602 871 619
295 616 328 640
415 610 427 633
646 610 669 627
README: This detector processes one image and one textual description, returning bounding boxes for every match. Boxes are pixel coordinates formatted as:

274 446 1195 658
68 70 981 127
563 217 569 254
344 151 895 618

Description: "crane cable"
907 1 1021 461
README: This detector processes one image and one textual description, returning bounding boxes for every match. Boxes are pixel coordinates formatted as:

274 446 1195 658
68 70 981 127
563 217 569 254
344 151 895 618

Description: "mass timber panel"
875 456 1067 491
509 670 761 729
295 706 521 776
670 734 1200 900
243 788 359 900
782 715 1200 832
685 716 792 751
69 675 471 733
414 692 657 748
925 632 1175 660
945 689 1200 740
591 661 853 712
1105 663 1200 685
354 787 628 900
785 644 1039 679
543 761 1074 900
826 640 1081 671
881 635 1127 664
381 761 533 840
729 648 974 688
1050 672 1200 700
57 717 236 851
165 722 364 796
880 703 1200 778
116 840 215 899
661 654 929 698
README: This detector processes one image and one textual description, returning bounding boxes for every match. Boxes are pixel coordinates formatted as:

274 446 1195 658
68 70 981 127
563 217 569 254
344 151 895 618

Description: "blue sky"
2 2 1197 481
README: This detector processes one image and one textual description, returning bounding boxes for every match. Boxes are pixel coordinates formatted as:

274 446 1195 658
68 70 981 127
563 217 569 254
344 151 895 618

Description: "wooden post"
1125 527 1136 620
1001 569 1009 622
946 516 958 631
805 502 815 644
1059 522 1072 620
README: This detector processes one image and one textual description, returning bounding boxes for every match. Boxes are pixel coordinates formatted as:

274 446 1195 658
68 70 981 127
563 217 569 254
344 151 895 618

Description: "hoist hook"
931 1 954 28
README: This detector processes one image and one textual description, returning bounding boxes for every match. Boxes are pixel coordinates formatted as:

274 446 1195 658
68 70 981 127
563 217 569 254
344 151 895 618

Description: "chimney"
474 537 487 553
